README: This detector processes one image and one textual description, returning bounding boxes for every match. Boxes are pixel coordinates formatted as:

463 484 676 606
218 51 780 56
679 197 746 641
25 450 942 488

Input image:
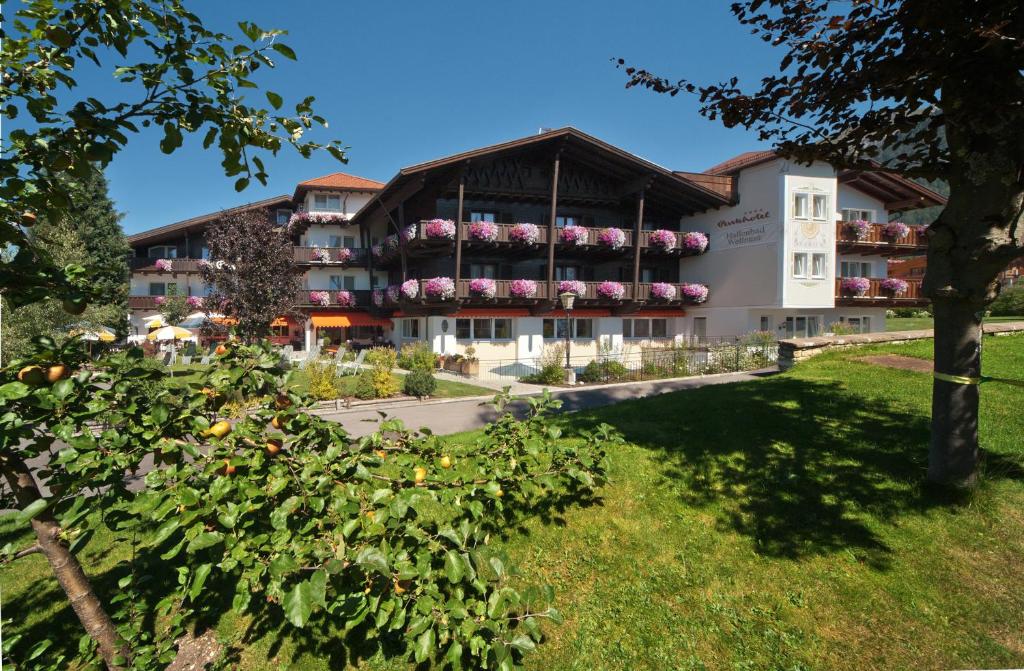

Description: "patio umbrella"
146 326 193 341
146 315 167 329
70 327 116 342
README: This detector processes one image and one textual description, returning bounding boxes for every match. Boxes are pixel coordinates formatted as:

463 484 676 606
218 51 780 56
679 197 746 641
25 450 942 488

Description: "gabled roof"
703 150 946 211
126 194 292 246
292 172 385 201
352 127 733 226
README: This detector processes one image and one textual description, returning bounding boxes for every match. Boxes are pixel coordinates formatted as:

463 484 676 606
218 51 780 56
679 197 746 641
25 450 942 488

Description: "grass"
887 314 1023 331
4 335 1024 669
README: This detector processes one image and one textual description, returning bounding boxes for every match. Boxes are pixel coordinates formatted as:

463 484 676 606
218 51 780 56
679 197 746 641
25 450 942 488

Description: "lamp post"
559 291 575 384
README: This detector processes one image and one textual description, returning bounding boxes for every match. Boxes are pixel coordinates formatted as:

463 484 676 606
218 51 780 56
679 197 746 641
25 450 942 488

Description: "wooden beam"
632 188 645 302
454 172 465 286
377 175 426 215
615 174 656 199
886 195 929 211
547 153 561 300
397 202 408 282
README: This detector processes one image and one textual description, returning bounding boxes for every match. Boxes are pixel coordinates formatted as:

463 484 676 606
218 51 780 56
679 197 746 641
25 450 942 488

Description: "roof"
126 194 292 246
703 150 946 210
292 172 385 200
352 127 732 226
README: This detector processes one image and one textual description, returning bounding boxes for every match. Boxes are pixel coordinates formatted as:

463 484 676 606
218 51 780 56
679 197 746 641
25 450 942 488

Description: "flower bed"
400 279 419 300
597 227 626 250
845 219 873 240
288 211 350 227
423 277 456 300
840 276 871 296
558 280 587 296
509 279 538 298
681 231 709 254
879 278 909 295
424 219 456 240
186 295 204 309
469 221 499 242
372 289 385 307
469 277 497 299
336 290 357 308
882 221 910 239
309 290 332 307
680 283 709 303
648 229 677 251
509 222 540 244
154 258 173 272
596 280 626 300
649 282 677 300
560 226 589 246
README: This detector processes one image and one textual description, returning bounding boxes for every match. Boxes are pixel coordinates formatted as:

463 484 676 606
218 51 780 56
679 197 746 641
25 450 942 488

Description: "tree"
1 0 347 309
1 217 123 364
200 209 302 342
618 0 1024 487
156 286 191 328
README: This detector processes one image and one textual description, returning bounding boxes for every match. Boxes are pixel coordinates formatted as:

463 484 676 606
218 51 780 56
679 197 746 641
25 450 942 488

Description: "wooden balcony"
835 278 928 307
835 221 927 254
294 289 373 308
128 258 204 273
293 246 368 266
128 295 165 310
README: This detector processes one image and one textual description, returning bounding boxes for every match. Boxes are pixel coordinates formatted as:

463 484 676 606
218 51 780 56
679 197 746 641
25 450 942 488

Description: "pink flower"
311 245 331 263
557 280 587 296
400 279 420 300
681 231 709 254
372 243 385 258
883 221 910 239
309 290 331 307
648 229 677 250
153 296 166 306
469 277 497 298
336 290 357 307
509 223 540 244
680 283 709 303
880 278 908 294
845 219 873 240
560 226 589 246
424 219 456 239
423 277 456 300
288 211 350 228
336 247 353 263
154 258 173 271
186 295 204 308
509 279 538 298
386 285 402 303
650 282 677 300
840 277 871 296
469 221 499 242
372 289 385 307
596 281 626 300
597 227 626 249
401 223 418 242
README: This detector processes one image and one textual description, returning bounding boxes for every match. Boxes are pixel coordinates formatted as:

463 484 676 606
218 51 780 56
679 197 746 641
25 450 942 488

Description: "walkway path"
316 369 776 437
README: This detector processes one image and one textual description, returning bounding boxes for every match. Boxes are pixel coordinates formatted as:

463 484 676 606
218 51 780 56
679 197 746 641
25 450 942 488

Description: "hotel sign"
711 208 777 250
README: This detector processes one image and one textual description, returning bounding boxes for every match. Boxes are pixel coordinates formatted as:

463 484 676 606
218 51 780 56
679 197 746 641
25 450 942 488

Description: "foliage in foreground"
0 340 614 669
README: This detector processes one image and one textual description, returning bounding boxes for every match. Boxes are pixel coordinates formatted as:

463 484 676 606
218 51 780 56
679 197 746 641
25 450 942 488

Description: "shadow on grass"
563 377 1024 568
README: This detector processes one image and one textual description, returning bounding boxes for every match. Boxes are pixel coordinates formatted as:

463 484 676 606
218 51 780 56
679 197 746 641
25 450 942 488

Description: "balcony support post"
547 154 561 299
632 188 645 302
363 221 375 297
397 202 408 282
454 172 465 287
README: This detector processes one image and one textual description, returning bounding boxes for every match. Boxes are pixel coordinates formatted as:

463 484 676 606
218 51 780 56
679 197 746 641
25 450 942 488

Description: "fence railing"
465 341 779 384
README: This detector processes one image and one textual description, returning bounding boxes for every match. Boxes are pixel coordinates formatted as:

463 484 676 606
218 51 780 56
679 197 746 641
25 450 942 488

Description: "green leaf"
355 546 389 575
188 563 212 601
283 572 327 628
414 627 436 663
187 531 223 553
444 549 465 583
266 91 283 110
159 122 183 154
51 379 74 400
446 641 463 669
272 43 297 60
152 518 180 546
18 498 48 523
151 402 169 424
0 382 31 400
508 634 536 653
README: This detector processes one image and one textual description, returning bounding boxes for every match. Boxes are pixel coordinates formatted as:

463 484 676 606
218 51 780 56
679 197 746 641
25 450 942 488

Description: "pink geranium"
400 279 420 300
336 290 357 307
560 226 589 246
648 229 677 250
153 296 167 306
154 258 173 271
649 282 677 300
469 277 497 298
469 221 499 242
386 285 402 303
883 221 910 239
681 231 709 254
309 290 331 307
596 280 626 300
597 227 626 250
509 223 540 244
311 245 331 263
557 280 587 296
423 277 456 300
840 277 871 296
186 295 204 309
680 283 709 303
509 279 538 298
372 289 385 307
845 220 873 240
424 219 456 239
880 278 909 294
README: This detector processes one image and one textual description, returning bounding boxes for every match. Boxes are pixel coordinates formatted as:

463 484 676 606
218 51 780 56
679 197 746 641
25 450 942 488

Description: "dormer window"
313 194 342 211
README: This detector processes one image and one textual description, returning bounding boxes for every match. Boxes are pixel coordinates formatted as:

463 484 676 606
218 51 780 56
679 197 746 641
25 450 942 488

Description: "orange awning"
270 317 292 327
311 313 392 328
212 317 238 325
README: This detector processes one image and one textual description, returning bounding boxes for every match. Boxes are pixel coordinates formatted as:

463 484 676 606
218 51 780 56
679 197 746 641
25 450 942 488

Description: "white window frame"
811 253 828 279
841 208 874 223
312 193 342 212
793 193 809 219
839 315 873 334
543 318 593 340
455 318 514 341
622 318 669 340
784 315 823 338
793 252 809 279
839 261 873 278
401 319 420 339
811 194 829 221
469 211 497 223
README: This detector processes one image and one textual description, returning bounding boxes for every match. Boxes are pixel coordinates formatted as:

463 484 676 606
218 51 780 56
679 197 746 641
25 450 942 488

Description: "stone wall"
777 321 1024 370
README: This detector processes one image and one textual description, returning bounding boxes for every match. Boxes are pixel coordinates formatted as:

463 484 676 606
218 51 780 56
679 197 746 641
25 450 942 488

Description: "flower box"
309 290 331 307
311 245 331 263
680 283 709 303
647 229 677 251
423 277 456 300
557 280 587 296
509 279 538 299
424 219 456 240
597 227 626 250
288 211 350 228
840 277 871 296
596 280 625 300
681 231 709 254
879 278 909 295
649 282 677 300
400 280 419 300
386 285 402 303
845 220 873 241
468 277 497 299
559 226 589 246
336 290 357 308
154 258 173 272
401 223 418 242
469 221 499 242
882 221 910 239
509 223 540 244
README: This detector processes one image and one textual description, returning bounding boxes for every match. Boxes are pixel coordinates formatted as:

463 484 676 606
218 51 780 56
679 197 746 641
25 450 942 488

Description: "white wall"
130 273 207 296
303 268 383 291
301 224 360 248
782 161 837 308
302 190 375 217
837 185 888 222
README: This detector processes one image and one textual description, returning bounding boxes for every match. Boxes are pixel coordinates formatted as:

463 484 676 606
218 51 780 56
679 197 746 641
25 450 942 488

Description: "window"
456 318 513 340
793 253 809 278
401 319 420 339
784 316 822 338
200 246 210 260
811 253 828 279
841 208 874 222
344 235 356 248
651 319 668 338
469 263 497 279
692 317 707 339
328 235 343 248
313 194 342 211
276 209 293 226
329 275 356 290
271 324 289 338
840 261 873 277
470 211 497 223
840 316 872 334
812 194 829 220
760 315 771 331
555 215 580 228
148 245 177 259
543 318 593 339
793 193 809 219
554 265 580 281
148 282 176 296
623 318 666 339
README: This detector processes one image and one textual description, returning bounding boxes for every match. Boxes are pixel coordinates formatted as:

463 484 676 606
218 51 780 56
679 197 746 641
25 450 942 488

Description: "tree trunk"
0 453 126 669
927 298 982 486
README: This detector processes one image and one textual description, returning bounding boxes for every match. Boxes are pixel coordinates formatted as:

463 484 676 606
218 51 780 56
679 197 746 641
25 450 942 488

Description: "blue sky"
84 1 779 234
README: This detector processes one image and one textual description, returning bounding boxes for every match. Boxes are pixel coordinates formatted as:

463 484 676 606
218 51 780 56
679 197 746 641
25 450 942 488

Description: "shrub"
521 343 568 384
361 346 399 398
403 369 437 397
354 370 377 399
990 286 1024 316
830 322 857 335
365 346 397 368
304 356 340 400
579 359 629 383
398 342 436 372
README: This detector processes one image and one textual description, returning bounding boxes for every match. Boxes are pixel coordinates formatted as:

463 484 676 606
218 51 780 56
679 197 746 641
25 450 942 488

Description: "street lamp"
559 291 575 383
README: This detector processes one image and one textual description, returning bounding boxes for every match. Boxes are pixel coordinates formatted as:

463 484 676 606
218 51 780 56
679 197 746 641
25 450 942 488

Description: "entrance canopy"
310 313 392 328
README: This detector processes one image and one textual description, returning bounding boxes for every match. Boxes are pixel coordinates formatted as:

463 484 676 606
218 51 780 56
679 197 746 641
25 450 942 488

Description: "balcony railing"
128 295 166 309
128 258 204 273
835 277 927 305
836 221 927 251
293 246 368 266
294 289 373 308
395 279 705 306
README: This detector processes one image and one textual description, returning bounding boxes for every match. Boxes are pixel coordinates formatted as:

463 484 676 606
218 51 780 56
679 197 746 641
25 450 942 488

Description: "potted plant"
681 231 709 254
840 276 871 297
597 227 626 250
880 277 909 295
461 345 479 376
647 229 677 251
469 221 499 242
882 221 911 239
509 222 540 244
559 226 589 246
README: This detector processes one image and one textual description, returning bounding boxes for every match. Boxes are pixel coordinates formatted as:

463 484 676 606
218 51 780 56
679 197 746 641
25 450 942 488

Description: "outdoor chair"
338 349 367 376
181 355 192 366
199 355 211 366
159 351 172 366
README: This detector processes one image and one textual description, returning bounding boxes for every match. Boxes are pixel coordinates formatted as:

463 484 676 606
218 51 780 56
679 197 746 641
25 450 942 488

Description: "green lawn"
887 314 1023 331
285 369 493 400
4 335 1024 669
